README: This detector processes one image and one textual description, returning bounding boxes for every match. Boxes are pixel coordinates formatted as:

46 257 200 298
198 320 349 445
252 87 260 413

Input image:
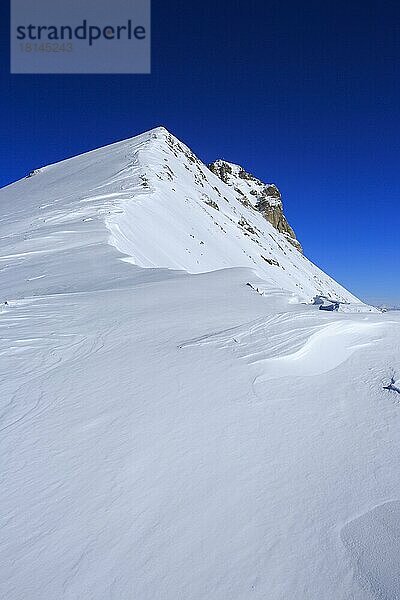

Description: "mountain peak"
146 125 170 139
0 127 361 304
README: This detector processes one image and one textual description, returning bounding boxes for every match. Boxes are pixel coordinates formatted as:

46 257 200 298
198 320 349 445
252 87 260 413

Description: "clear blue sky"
1 0 399 304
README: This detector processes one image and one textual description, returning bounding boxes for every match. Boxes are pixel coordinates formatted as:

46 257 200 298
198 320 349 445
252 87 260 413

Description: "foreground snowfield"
1 129 400 599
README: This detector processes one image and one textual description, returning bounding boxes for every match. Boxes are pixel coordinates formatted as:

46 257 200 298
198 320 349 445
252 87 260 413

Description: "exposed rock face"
208 160 302 253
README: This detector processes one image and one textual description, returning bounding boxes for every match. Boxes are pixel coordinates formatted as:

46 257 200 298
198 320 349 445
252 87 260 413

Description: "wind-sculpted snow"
0 127 399 599
181 310 386 378
2 267 397 600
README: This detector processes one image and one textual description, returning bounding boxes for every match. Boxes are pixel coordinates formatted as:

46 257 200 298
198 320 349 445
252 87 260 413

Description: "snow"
210 158 283 207
0 126 399 599
341 501 400 598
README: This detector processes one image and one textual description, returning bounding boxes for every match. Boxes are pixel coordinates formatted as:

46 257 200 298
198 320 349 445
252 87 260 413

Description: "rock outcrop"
208 160 302 252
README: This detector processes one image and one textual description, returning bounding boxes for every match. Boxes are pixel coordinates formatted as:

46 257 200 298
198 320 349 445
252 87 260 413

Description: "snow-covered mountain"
0 126 361 304
2 128 399 600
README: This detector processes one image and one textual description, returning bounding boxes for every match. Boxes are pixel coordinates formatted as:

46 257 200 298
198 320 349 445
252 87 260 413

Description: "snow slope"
1 127 399 600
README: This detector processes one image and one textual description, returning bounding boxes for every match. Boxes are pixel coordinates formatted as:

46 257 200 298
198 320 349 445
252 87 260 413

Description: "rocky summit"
208 159 302 252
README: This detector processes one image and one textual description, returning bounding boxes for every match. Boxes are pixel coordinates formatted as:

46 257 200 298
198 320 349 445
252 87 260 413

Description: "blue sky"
1 0 399 304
